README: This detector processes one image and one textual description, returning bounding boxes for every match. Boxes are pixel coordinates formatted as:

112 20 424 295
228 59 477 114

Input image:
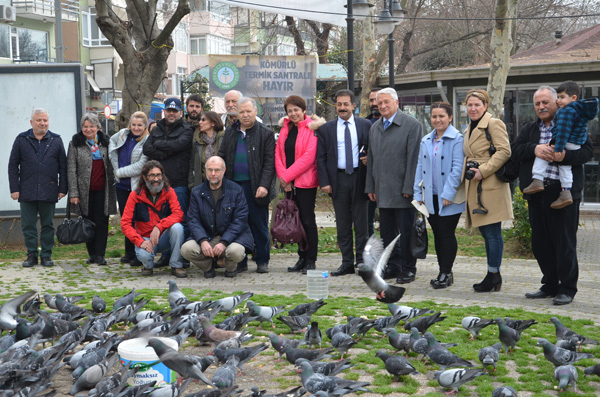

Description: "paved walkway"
1 213 599 323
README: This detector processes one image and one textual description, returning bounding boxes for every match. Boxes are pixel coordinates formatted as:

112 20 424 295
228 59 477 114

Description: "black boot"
331 264 355 277
302 260 316 274
473 271 502 292
288 258 306 272
431 272 453 289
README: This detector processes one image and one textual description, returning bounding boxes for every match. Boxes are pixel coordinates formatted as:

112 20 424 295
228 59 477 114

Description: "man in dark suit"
316 89 370 276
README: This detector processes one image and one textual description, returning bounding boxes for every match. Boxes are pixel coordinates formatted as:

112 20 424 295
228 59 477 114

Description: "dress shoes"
331 264 355 277
288 258 306 272
256 263 269 274
121 255 134 263
41 257 55 267
525 289 555 299
431 272 453 289
396 271 416 284
22 254 38 268
85 257 97 265
302 260 316 275
553 293 573 306
96 256 107 266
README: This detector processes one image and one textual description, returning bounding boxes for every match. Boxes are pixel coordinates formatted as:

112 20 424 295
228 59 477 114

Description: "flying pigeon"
504 317 537 337
357 234 406 303
373 313 404 332
0 290 37 331
434 368 485 394
554 364 578 392
461 316 494 340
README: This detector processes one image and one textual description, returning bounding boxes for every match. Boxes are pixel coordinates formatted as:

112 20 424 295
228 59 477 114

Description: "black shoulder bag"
484 127 520 183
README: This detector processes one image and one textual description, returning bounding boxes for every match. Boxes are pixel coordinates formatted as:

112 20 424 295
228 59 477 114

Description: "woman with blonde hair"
463 89 513 292
108 111 150 266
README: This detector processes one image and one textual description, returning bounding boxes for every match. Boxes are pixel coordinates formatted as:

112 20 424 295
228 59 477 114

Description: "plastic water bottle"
306 270 328 300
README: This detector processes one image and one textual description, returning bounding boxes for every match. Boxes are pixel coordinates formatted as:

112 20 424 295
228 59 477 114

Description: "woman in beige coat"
463 89 513 292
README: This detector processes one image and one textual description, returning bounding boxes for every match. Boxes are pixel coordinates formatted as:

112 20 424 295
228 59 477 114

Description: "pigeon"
209 292 254 313
0 290 37 331
147 379 191 396
288 299 326 317
112 288 141 310
147 337 214 386
212 355 239 389
504 317 537 337
491 386 518 397
216 312 253 331
556 336 580 352
549 316 600 347
197 316 243 344
409 327 429 360
345 316 376 339
304 321 323 348
212 343 268 370
246 301 285 329
55 293 92 319
584 363 600 377
21 294 42 317
375 350 419 381
383 328 411 355
70 353 119 395
283 344 333 365
425 332 474 370
329 329 357 359
461 317 494 340
294 357 354 377
43 292 83 310
536 338 593 367
168 280 191 309
554 364 578 392
277 314 311 333
478 342 502 372
297 360 371 394
268 333 304 361
215 329 254 350
357 234 406 303
404 312 446 333
434 368 485 394
495 318 520 354
387 303 433 321
91 295 106 314
373 313 404 332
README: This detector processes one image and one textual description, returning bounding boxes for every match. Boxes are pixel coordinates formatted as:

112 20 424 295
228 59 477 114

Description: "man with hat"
143 97 194 267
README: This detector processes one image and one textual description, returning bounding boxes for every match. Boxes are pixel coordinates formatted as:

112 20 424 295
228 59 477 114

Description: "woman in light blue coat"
413 102 465 289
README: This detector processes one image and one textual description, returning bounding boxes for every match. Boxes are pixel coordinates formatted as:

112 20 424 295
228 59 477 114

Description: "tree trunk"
307 21 333 64
359 6 387 116
487 0 518 118
285 16 306 55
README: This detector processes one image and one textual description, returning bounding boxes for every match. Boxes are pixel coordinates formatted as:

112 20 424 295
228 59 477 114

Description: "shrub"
506 187 532 255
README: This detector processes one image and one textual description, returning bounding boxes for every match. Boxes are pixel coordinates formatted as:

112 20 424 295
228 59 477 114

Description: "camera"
465 160 480 180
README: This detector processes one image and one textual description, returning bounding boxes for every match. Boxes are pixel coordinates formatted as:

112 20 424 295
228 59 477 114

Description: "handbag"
271 192 307 250
410 213 428 259
56 203 96 245
484 127 520 183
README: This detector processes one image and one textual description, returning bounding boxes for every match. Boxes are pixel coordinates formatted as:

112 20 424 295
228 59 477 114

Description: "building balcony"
13 0 79 22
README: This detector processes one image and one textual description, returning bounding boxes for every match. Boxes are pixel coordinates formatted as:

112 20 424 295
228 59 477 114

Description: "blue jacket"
413 125 465 216
552 98 599 152
8 129 68 203
188 178 254 252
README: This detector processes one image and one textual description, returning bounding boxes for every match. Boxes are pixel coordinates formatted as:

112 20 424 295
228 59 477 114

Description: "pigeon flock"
3 278 600 396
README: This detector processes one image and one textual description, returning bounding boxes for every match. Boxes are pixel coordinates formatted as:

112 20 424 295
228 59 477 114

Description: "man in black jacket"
143 97 193 266
8 108 67 267
512 86 593 306
218 97 275 274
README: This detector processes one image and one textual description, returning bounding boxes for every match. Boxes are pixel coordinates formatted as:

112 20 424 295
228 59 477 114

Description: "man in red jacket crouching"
121 160 186 278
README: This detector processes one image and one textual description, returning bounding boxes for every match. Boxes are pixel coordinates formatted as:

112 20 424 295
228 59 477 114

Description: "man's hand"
255 186 268 198
70 197 80 205
10 192 19 201
140 240 154 253
368 193 376 202
534 144 555 162
213 243 226 257
321 185 332 194
150 226 161 246
58 193 66 200
553 150 566 162
200 240 214 257
360 154 367 166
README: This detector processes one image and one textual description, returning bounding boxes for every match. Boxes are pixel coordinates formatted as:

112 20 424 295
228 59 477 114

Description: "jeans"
135 223 184 269
172 186 190 239
20 200 56 258
116 187 135 258
478 222 503 272
236 180 270 265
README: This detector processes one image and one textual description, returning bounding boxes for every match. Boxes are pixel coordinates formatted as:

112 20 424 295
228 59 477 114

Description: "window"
4 26 49 61
190 36 206 55
171 67 187 96
173 23 188 53
209 1 230 23
191 34 231 55
0 24 9 58
82 8 110 47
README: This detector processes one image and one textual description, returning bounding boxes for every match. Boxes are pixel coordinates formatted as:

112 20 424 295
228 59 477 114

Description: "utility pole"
54 0 64 62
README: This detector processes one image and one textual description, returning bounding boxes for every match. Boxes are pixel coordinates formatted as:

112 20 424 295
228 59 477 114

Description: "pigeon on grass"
434 368 485 394
554 364 578 392
495 318 520 354
375 350 419 381
246 301 285 329
461 316 494 340
478 342 502 372
536 338 593 367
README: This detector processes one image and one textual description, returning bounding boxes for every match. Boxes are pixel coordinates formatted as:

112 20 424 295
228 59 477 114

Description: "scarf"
87 136 102 160
200 131 218 161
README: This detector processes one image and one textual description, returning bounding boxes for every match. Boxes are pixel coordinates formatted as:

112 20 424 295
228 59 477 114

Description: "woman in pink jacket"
275 95 326 274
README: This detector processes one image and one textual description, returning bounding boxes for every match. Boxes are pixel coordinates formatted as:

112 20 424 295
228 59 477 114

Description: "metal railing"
12 0 79 19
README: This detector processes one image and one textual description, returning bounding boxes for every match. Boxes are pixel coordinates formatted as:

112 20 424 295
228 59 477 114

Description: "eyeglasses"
147 173 162 179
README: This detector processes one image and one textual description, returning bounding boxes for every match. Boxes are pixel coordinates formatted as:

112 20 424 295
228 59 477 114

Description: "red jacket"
275 114 325 189
121 186 183 247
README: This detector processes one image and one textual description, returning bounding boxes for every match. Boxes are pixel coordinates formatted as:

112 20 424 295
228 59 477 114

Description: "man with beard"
221 90 262 129
185 94 204 125
120 160 186 277
181 156 253 278
143 97 193 267
365 87 382 237
316 89 370 276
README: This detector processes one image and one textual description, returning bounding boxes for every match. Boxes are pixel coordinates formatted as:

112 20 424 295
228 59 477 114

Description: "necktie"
344 121 353 174
384 119 391 130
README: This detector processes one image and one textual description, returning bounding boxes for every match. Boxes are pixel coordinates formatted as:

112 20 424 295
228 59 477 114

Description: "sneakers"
22 253 38 268
551 190 573 209
256 263 269 274
141 268 153 276
522 179 544 194
171 268 188 278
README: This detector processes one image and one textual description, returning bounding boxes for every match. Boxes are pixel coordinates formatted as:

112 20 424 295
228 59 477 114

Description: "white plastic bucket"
118 337 178 387
306 270 328 299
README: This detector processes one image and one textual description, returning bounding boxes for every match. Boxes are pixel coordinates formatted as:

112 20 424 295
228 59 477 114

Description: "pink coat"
275 114 326 189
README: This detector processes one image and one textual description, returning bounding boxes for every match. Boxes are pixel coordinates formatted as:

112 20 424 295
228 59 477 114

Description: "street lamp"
374 0 404 87
345 0 374 91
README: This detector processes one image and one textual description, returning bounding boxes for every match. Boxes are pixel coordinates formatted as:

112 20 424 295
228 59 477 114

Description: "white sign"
104 105 111 118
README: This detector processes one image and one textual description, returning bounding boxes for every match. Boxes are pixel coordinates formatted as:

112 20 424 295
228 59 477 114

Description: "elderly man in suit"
316 89 371 277
365 87 423 284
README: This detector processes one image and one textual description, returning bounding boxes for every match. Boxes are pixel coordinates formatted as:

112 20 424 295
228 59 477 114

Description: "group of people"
7 81 598 305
